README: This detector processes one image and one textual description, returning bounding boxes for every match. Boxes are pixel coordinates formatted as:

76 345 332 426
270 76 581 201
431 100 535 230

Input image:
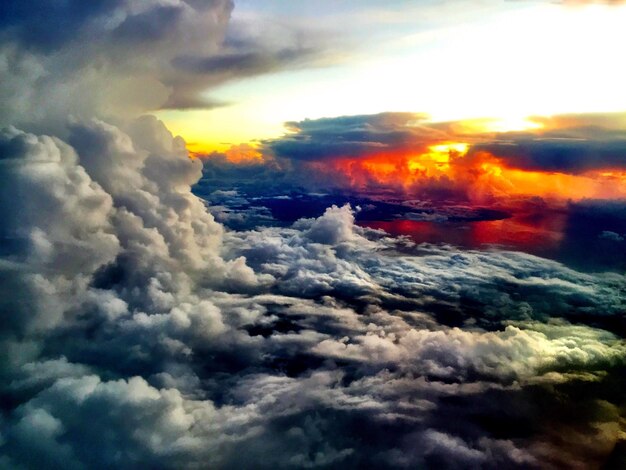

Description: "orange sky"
315 144 626 202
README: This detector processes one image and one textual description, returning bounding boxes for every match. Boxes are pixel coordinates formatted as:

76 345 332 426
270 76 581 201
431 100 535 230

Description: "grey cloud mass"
471 129 626 174
0 0 334 127
267 112 443 161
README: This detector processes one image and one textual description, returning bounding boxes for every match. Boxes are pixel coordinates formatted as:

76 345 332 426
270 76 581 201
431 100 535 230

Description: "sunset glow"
276 119 626 204
156 2 626 152
320 153 626 202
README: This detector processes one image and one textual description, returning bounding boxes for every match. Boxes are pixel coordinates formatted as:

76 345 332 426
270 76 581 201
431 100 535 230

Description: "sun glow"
408 142 468 174
316 142 626 203
430 143 469 154
470 163 626 201
480 117 544 133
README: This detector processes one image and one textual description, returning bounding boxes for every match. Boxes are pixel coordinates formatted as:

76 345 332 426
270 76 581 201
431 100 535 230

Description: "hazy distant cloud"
160 95 232 111
165 46 322 110
162 6 342 111
473 132 626 174
559 0 625 5
268 112 443 161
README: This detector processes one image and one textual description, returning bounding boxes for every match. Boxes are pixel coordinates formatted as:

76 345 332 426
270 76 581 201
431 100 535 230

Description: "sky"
157 0 626 151
1 1 626 469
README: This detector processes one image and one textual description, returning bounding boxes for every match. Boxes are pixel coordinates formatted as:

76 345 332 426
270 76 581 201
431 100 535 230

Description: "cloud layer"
1 116 626 468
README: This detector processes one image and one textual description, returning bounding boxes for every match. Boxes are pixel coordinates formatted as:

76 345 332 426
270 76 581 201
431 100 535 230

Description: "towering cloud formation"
1 2 626 469
0 0 235 128
0 0 331 131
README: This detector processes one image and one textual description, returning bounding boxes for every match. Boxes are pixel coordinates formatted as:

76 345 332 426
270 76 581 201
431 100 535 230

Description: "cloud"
163 42 327 110
1 5 626 467
1 118 626 467
258 112 486 200
172 47 319 75
0 0 126 52
0 0 233 129
466 112 626 174
267 112 443 162
471 132 626 174
559 0 626 5
0 0 337 126
599 230 624 242
258 112 626 201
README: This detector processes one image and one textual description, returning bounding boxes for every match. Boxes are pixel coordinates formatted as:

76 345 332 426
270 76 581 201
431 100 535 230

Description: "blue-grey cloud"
165 46 324 109
0 0 125 52
472 129 626 174
173 47 319 75
0 0 338 124
267 112 446 161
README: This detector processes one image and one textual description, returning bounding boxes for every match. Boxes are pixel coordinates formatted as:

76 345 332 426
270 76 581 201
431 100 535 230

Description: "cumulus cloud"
0 0 231 128
471 131 626 174
0 0 337 130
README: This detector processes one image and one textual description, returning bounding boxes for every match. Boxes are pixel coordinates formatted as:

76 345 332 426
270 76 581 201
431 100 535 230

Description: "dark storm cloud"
550 199 626 271
0 1 232 54
472 132 626 173
467 112 626 173
113 5 187 43
267 112 447 161
0 0 124 51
